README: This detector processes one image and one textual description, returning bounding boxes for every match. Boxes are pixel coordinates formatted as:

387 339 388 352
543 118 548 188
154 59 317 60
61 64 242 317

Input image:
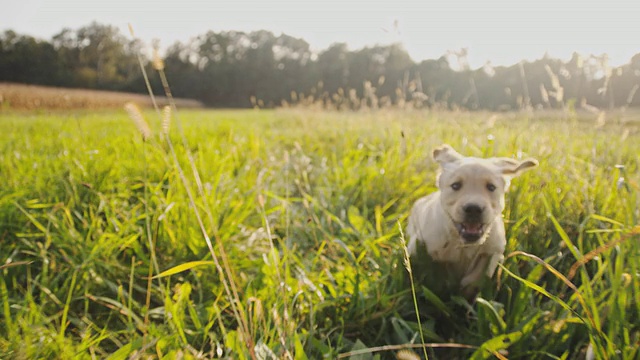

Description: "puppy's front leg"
461 253 489 289
461 252 505 288
485 253 504 279
461 252 504 300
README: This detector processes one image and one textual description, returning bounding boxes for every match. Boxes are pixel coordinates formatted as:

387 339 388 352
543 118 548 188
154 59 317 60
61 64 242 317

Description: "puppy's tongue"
462 223 483 235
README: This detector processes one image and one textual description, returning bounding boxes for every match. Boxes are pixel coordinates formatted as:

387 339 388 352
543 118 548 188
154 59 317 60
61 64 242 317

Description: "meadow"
0 83 203 110
0 107 638 359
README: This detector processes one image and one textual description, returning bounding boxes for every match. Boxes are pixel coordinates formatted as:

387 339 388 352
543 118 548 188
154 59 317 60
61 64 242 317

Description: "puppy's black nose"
463 204 483 218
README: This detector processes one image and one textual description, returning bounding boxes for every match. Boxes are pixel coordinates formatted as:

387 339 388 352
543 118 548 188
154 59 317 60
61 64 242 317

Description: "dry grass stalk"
595 111 606 128
399 222 429 360
580 98 600 113
567 225 640 281
128 26 257 358
0 82 202 110
625 84 639 108
518 62 531 110
544 65 564 106
540 84 550 107
337 342 476 359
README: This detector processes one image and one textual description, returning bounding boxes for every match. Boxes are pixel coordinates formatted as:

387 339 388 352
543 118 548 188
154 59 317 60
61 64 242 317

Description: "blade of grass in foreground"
151 261 215 279
398 221 429 360
498 262 611 359
128 24 255 359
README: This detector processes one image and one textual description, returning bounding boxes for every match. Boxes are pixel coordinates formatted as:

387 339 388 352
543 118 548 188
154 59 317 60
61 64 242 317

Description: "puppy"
407 144 538 297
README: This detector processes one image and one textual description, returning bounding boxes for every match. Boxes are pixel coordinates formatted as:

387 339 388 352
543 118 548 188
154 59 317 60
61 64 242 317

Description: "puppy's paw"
461 284 480 302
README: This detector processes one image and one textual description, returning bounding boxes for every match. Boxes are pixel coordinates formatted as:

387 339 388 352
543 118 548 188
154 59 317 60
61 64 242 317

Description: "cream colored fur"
407 144 538 294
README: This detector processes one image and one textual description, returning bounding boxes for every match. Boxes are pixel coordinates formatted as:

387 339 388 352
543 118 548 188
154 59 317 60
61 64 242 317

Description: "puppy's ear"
433 144 463 166
492 157 538 177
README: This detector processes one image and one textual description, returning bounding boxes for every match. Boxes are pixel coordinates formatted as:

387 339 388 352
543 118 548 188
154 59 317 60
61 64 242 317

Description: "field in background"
0 108 638 359
0 82 203 110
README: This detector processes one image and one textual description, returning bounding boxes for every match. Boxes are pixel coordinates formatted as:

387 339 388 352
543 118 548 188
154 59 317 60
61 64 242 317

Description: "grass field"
0 83 203 110
0 107 638 359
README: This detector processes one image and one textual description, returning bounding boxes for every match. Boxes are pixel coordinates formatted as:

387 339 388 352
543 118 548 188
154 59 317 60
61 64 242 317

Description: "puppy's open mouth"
455 222 485 243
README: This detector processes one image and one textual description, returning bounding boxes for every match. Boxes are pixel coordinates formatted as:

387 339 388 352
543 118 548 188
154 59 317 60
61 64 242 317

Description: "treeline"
2 22 640 110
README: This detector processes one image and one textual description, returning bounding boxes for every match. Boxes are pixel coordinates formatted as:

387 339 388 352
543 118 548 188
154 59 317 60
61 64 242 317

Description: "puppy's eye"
451 182 462 191
487 183 496 192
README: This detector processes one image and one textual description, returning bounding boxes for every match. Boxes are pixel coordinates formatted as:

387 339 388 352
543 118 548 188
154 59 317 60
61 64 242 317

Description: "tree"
2 23 640 110
0 30 64 85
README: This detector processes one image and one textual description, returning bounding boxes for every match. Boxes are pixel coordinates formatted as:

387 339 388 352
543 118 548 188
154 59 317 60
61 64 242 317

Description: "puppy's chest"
429 241 482 271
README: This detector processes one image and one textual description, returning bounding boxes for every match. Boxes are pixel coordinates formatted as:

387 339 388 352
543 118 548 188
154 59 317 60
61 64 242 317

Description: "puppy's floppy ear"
492 157 539 177
433 144 463 166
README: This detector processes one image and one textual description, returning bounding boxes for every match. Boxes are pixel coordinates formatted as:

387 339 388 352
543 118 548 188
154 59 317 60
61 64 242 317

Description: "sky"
2 0 639 68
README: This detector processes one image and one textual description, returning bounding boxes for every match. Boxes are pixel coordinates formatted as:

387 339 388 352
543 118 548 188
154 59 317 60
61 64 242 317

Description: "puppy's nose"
463 204 483 218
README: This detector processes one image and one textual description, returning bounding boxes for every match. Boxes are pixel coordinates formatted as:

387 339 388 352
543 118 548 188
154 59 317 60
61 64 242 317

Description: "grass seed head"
398 223 412 274
124 102 152 141
153 50 165 71
152 40 165 71
595 111 606 128
396 349 421 360
162 105 171 135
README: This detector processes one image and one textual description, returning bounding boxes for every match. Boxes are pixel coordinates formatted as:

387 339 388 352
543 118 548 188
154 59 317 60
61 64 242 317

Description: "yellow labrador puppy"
407 144 538 297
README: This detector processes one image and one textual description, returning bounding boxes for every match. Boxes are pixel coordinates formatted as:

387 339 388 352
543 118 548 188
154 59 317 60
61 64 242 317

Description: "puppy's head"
433 144 538 244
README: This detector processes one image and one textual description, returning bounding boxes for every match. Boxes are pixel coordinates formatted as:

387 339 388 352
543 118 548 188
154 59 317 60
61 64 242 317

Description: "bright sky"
3 0 639 68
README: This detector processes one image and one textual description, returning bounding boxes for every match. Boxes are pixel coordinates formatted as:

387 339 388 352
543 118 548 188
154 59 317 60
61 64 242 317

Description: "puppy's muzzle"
456 203 486 243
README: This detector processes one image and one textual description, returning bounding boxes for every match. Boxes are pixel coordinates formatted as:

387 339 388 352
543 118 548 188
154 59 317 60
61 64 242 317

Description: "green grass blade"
152 260 215 279
470 331 522 360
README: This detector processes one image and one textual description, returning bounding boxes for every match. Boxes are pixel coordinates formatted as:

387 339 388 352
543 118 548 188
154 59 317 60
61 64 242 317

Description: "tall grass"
0 107 638 359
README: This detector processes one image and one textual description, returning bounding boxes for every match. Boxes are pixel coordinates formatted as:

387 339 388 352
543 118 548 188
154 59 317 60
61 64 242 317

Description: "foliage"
0 108 638 359
0 23 142 91
2 23 640 110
